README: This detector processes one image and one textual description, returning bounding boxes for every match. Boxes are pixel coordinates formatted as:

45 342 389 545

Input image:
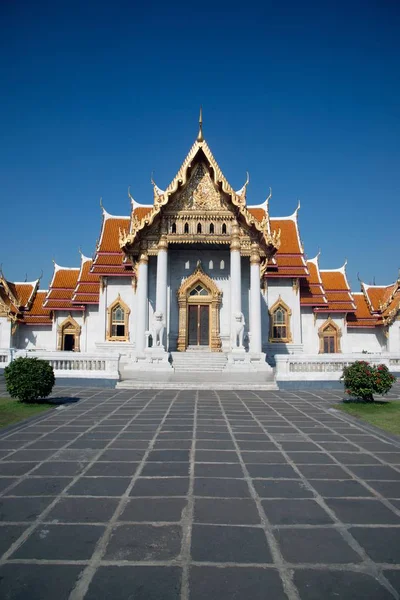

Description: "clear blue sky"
1 0 399 290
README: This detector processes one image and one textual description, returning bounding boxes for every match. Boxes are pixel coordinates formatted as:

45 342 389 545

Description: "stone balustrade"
13 351 120 380
275 353 399 382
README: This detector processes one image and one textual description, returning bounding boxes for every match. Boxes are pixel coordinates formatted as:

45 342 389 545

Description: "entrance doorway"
63 333 75 352
188 304 210 346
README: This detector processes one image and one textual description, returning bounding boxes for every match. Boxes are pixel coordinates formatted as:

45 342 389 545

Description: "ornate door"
187 304 210 346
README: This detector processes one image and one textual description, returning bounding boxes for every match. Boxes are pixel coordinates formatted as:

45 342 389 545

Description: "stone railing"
14 351 120 380
0 349 11 366
275 353 399 381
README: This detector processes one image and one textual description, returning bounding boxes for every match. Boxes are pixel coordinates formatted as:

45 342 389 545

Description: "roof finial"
100 197 104 212
197 106 204 142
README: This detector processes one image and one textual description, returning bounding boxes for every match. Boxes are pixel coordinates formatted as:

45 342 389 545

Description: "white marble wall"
264 278 302 354
166 248 236 351
16 324 54 350
0 317 12 349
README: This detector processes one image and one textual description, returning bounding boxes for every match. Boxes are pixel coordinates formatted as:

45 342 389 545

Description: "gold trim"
106 295 131 342
176 263 222 352
268 296 292 343
57 316 81 351
318 317 342 353
119 139 281 257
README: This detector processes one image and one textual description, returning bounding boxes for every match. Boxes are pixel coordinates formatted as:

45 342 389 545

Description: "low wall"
275 353 400 384
14 351 120 381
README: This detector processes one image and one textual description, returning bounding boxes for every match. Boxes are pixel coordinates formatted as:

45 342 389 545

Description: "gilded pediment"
169 162 227 213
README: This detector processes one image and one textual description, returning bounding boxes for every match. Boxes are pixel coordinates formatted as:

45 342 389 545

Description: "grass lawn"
0 397 53 429
335 401 400 436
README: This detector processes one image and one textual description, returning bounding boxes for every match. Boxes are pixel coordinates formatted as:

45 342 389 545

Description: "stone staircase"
170 351 228 372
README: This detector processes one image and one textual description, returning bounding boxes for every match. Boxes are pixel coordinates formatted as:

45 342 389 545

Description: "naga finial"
100 197 104 211
197 106 204 142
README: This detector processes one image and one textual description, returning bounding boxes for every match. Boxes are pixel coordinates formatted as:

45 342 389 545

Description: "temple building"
1 116 399 386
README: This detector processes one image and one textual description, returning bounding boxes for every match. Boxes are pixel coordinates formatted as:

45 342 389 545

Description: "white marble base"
124 348 173 373
225 349 252 372
249 352 273 371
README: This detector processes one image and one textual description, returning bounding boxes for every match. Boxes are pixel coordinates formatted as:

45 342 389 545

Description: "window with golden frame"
107 296 130 341
319 319 341 353
269 298 292 343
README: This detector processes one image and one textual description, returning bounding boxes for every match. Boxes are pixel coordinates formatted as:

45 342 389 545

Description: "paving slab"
0 385 400 598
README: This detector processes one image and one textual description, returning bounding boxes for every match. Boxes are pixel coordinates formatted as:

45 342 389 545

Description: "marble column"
249 242 262 353
155 236 168 347
230 223 243 349
230 223 242 316
135 250 148 354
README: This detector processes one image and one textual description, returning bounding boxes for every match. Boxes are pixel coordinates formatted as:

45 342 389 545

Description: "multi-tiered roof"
2 116 398 331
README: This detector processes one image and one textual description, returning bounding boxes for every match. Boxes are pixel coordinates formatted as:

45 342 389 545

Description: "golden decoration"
176 263 222 352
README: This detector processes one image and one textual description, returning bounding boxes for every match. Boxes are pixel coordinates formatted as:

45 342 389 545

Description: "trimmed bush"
4 357 55 403
341 360 395 402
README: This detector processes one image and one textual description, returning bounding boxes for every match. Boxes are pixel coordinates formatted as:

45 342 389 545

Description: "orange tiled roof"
347 293 378 328
266 216 308 278
133 206 153 221
72 257 100 305
363 283 397 313
300 257 328 307
381 289 400 325
21 291 52 325
43 265 83 311
91 210 133 276
12 281 39 309
317 267 356 313
247 207 266 221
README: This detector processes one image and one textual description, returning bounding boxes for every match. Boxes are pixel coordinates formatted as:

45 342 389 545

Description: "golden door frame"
57 316 81 352
177 264 222 352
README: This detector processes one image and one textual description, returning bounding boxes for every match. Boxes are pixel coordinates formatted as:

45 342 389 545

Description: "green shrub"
341 360 396 402
4 357 55 403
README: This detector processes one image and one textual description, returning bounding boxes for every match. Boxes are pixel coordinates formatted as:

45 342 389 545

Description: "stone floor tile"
241 451 288 464
285 452 335 464
189 566 287 600
253 479 314 498
383 570 400 593
67 477 131 496
194 478 250 498
12 524 105 560
293 568 394 599
325 498 400 524
194 498 260 524
191 524 272 563
330 452 381 465
104 524 181 560
368 480 400 498
119 498 187 522
308 479 374 498
296 464 352 479
246 463 300 479
46 497 119 523
85 462 140 477
261 499 334 525
98 449 146 462
9 477 73 496
0 496 54 521
275 527 362 563
0 524 29 555
195 450 239 462
129 477 189 497
0 462 35 476
85 566 181 600
347 465 400 480
141 462 189 476
194 463 244 478
0 564 82 600
0 477 17 493
350 527 400 564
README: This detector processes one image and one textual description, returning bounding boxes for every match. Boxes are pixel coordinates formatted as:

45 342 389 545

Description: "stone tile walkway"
0 385 400 599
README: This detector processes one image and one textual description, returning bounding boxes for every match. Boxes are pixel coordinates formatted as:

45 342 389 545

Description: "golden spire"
197 106 204 142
